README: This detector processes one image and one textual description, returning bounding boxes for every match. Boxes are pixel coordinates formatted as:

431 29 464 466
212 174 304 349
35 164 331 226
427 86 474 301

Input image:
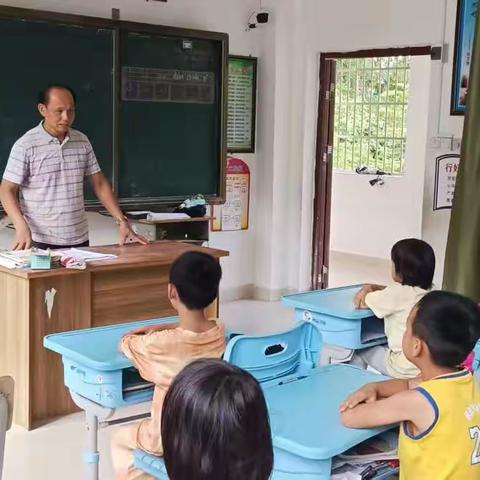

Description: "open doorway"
312 47 432 290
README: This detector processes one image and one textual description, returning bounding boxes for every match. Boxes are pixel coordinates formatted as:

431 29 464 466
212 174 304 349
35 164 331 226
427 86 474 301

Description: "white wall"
0 0 465 299
233 0 451 296
290 0 462 293
422 0 465 287
330 56 431 259
0 0 260 300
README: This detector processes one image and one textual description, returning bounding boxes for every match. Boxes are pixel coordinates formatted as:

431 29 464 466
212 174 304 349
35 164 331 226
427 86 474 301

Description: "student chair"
133 322 322 479
133 450 168 479
0 377 14 480
223 321 321 382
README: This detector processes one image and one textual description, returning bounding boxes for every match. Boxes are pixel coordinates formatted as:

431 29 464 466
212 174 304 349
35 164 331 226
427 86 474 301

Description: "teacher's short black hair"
169 251 222 310
391 238 435 290
38 84 77 105
413 291 480 368
162 359 274 480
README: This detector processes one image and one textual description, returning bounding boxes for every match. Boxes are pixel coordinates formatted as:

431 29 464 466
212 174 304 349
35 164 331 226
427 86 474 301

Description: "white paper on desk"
0 249 32 269
146 212 190 221
55 248 117 263
0 256 20 269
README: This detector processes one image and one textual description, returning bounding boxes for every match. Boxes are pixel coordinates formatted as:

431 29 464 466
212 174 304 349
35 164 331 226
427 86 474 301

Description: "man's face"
38 88 76 138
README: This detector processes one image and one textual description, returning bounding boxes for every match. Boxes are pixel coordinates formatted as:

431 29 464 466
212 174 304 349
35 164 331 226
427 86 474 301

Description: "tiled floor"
329 250 391 288
3 252 387 480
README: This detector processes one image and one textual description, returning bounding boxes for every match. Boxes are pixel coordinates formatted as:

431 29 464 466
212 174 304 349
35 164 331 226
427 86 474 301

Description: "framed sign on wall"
211 157 250 231
451 0 479 115
433 154 460 210
227 55 257 153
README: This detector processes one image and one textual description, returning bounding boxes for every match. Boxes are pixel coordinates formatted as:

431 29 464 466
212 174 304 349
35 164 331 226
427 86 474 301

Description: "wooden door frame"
311 46 432 290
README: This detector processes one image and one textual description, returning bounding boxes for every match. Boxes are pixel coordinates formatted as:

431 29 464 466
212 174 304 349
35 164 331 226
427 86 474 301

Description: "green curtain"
443 8 480 300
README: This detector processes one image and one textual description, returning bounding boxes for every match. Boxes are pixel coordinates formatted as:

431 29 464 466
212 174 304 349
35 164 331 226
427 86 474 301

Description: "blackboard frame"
0 5 228 209
227 55 258 154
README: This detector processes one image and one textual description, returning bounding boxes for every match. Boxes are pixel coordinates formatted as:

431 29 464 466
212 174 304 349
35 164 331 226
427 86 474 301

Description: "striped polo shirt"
2 122 101 246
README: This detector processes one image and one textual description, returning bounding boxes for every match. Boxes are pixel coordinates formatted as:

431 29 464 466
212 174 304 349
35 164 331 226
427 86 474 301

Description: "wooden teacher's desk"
0 241 228 430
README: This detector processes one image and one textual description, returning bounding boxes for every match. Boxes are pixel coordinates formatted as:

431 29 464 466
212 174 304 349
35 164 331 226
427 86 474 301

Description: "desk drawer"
92 266 176 327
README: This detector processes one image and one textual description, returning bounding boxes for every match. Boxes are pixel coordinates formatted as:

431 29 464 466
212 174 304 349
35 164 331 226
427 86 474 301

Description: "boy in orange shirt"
111 251 226 480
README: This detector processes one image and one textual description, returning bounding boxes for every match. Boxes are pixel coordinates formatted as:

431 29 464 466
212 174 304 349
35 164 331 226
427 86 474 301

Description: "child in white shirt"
351 238 435 378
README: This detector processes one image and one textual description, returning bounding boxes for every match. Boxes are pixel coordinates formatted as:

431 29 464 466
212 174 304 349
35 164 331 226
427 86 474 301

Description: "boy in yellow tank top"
340 290 480 480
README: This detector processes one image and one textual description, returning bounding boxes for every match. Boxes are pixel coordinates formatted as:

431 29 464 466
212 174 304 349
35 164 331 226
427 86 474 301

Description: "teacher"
0 84 146 250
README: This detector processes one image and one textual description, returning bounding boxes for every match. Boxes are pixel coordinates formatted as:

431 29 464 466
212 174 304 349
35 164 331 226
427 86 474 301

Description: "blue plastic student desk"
134 367 396 480
282 285 387 350
44 317 177 480
46 320 397 480
135 324 397 480
263 365 394 478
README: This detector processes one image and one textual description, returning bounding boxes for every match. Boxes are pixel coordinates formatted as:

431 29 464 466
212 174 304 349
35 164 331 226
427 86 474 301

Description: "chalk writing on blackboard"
122 67 215 104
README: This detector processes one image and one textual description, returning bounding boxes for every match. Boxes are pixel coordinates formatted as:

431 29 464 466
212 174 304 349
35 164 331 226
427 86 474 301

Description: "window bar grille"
368 61 374 170
359 58 366 167
392 57 399 174
400 61 408 173
344 66 350 170
375 60 381 171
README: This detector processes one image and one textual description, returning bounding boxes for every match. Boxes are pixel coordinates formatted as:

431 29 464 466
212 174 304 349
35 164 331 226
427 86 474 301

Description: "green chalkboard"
0 7 227 208
0 17 114 200
119 31 224 202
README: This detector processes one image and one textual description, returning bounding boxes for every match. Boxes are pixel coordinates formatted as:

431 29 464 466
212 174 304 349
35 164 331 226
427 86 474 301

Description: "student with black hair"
341 291 480 479
162 359 274 480
111 252 226 480
350 238 435 378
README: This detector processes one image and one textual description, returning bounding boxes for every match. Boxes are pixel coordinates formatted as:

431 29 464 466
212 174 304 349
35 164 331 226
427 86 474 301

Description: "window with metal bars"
333 56 411 175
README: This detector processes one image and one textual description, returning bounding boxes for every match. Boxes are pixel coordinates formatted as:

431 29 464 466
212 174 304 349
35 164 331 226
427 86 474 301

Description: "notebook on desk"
54 249 117 263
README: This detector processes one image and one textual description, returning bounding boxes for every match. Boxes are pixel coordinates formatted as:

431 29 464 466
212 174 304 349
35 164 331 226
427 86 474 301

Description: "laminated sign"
433 154 460 210
212 158 250 231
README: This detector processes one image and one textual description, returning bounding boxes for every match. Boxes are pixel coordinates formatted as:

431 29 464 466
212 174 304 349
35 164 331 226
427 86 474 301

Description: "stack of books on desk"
0 249 32 269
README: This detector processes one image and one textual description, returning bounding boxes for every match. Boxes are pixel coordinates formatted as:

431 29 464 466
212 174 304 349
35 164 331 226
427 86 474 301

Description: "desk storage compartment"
331 431 399 480
62 358 154 408
293 309 386 350
272 445 398 479
283 287 387 350
122 367 154 401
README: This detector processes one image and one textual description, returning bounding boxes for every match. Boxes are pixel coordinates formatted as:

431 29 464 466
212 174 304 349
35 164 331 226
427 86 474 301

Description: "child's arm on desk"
354 284 386 309
125 323 179 337
340 378 415 410
118 323 178 351
340 378 427 429
119 324 180 383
